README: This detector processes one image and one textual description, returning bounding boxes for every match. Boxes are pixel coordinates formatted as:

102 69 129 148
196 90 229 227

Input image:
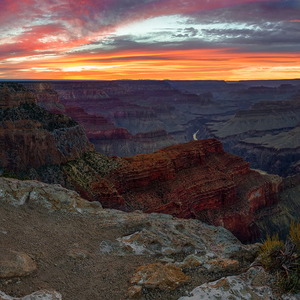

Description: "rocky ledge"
0 177 296 300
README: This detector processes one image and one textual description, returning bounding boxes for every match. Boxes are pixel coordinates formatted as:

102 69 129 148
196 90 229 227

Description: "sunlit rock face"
0 83 93 172
23 82 66 114
63 139 281 242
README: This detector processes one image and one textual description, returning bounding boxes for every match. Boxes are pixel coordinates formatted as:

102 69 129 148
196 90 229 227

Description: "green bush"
259 234 284 270
259 222 300 293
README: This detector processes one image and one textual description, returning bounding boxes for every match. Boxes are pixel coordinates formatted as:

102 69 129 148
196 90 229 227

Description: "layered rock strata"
205 92 300 176
0 83 36 108
22 81 181 156
0 83 93 172
65 106 177 157
23 82 66 114
63 139 282 242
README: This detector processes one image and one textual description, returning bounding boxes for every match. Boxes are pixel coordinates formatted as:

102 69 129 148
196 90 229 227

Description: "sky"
0 0 299 80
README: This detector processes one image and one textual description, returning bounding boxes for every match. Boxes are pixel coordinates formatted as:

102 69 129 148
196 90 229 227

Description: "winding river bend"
193 130 199 141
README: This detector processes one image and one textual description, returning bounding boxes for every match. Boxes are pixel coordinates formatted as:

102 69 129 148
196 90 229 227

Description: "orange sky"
1 0 299 80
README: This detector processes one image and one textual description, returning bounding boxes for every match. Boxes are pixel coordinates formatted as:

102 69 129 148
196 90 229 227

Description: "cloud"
0 0 299 80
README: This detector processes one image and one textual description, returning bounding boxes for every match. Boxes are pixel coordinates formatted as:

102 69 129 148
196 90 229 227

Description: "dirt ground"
0 203 247 300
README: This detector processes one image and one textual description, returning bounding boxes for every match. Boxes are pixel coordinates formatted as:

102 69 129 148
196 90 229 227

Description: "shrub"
259 234 284 270
259 222 300 293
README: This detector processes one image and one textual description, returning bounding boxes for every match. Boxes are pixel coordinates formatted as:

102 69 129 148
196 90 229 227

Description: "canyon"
22 80 300 178
205 89 300 176
1 80 300 298
2 81 300 243
0 83 93 173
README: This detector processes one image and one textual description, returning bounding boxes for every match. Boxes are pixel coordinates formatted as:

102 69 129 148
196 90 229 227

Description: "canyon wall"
23 82 66 114
62 139 282 242
0 83 37 108
0 83 93 172
205 90 300 176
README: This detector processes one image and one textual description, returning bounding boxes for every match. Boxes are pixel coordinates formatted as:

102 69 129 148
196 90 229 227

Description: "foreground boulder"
0 177 101 213
179 267 273 300
0 250 36 278
130 263 190 290
99 212 256 259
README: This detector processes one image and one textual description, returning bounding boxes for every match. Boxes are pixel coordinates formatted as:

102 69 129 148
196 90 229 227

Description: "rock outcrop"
0 250 37 279
0 83 93 172
0 176 263 299
130 263 190 290
23 82 66 114
63 139 282 242
2 176 300 299
0 177 101 213
179 267 274 300
0 83 36 109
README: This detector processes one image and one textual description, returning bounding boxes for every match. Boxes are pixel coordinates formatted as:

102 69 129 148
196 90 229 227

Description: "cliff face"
207 98 300 139
205 92 300 176
49 80 229 153
21 81 180 157
0 83 37 108
63 139 281 242
64 105 177 157
23 82 66 114
0 83 93 172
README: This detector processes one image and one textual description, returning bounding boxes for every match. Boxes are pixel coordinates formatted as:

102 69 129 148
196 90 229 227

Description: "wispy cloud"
0 0 299 80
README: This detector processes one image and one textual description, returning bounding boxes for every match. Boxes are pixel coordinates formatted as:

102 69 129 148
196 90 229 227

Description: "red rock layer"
94 139 282 241
0 124 91 171
65 106 115 132
64 105 177 157
0 83 36 108
0 83 94 172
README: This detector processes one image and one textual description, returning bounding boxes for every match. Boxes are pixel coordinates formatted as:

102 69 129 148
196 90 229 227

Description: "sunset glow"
1 0 299 80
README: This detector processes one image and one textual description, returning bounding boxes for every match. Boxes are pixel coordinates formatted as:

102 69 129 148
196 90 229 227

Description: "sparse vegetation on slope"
259 221 300 293
0 103 77 131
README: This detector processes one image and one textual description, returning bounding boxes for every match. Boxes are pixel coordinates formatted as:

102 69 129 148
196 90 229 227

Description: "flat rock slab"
0 290 62 300
179 267 274 300
0 177 102 213
0 250 36 278
130 263 190 290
